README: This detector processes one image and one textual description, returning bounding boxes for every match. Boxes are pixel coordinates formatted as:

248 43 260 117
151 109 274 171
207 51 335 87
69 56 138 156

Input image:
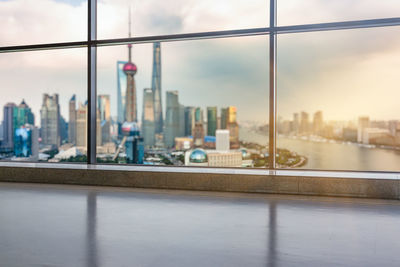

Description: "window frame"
0 0 399 172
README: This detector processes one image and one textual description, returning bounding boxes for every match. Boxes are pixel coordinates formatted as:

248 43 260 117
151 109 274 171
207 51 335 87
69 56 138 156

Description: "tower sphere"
123 62 137 75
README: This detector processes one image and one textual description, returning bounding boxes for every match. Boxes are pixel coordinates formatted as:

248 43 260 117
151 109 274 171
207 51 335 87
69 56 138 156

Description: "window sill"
0 162 398 199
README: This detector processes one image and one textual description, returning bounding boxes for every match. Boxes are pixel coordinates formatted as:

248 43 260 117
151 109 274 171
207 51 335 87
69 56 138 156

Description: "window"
1 0 399 171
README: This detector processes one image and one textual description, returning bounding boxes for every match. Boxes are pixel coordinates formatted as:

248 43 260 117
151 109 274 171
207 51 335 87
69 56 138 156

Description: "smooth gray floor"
0 183 400 267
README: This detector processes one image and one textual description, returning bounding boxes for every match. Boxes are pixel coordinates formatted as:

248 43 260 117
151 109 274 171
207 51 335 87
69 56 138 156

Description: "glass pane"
277 27 400 171
0 0 87 46
278 0 400 26
0 48 87 162
97 35 269 168
98 0 269 40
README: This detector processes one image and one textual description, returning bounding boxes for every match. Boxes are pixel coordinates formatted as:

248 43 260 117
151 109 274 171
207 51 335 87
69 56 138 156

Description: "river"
239 128 400 171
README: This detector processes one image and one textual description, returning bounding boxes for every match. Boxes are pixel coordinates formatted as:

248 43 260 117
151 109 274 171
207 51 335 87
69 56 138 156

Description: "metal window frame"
0 0 400 169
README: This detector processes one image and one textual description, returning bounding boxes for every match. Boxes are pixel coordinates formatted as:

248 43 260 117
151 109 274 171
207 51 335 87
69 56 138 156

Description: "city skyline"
2 1 400 124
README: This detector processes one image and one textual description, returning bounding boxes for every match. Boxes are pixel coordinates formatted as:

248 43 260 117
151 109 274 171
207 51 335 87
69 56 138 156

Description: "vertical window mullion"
88 0 97 164
269 0 277 169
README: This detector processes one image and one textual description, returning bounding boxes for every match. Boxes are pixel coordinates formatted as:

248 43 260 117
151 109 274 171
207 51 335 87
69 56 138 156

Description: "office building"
164 91 181 148
216 129 230 151
68 95 76 144
152 42 163 134
40 94 60 147
184 106 195 136
75 102 101 148
142 88 155 147
220 108 227 129
207 107 217 136
98 95 111 144
14 124 39 159
2 103 16 149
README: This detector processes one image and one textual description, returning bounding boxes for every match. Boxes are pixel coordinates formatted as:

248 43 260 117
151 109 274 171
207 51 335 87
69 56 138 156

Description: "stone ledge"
0 166 398 200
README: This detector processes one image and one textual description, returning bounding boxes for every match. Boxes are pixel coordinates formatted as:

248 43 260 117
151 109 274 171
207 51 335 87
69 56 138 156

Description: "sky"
0 0 400 126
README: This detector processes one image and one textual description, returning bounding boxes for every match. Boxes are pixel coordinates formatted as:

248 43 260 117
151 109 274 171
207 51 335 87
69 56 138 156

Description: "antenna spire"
128 5 132 62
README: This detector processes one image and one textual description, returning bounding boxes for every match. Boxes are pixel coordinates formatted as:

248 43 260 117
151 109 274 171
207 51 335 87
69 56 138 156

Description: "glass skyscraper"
165 91 181 148
142 88 155 147
152 42 163 134
207 107 217 136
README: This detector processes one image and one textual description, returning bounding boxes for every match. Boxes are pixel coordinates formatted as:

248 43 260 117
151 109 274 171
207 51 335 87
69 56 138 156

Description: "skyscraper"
98 95 111 144
14 100 34 129
117 60 128 125
123 14 138 123
165 91 181 147
194 107 203 123
207 107 217 136
226 106 239 149
193 107 204 147
2 103 16 149
14 124 39 159
98 95 111 121
184 106 195 136
68 95 76 144
40 94 60 147
152 42 163 134
76 102 87 147
142 88 155 147
220 108 228 129
75 102 102 148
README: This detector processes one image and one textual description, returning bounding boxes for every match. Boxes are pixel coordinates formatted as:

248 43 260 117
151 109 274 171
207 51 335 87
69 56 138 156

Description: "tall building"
142 88 155 147
76 103 87 147
220 108 228 129
98 95 111 144
123 14 138 123
164 91 181 148
207 107 217 136
98 95 111 121
358 116 370 143
179 104 185 138
75 102 102 148
60 116 68 144
313 111 323 136
152 42 163 134
225 106 239 149
68 95 76 144
14 100 34 129
194 107 203 123
184 106 195 136
14 124 39 159
193 107 204 147
117 60 128 125
227 106 237 124
216 129 230 151
300 111 309 134
2 103 16 149
40 94 60 147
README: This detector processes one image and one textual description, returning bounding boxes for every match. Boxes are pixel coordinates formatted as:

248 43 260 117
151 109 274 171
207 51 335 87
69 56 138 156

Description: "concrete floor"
0 183 400 267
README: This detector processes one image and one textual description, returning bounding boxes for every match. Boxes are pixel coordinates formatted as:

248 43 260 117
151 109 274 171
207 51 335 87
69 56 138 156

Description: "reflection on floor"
0 182 399 267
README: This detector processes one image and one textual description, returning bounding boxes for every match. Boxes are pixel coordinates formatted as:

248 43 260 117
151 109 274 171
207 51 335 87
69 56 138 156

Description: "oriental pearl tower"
123 11 138 123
